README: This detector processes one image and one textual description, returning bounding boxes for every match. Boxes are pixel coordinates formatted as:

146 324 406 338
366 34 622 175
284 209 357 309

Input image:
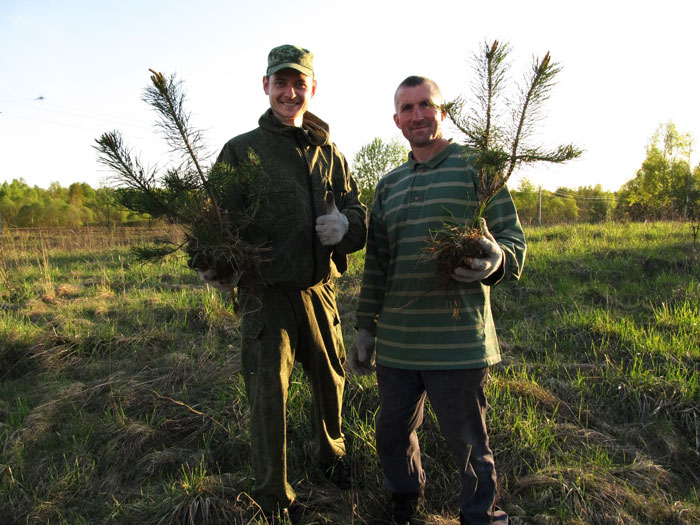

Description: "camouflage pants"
239 281 346 512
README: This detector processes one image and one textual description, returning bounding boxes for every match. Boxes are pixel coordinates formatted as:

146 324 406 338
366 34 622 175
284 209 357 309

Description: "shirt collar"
407 139 455 170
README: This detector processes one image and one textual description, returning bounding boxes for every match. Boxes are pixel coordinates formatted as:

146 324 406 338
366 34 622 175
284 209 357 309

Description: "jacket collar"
258 108 330 146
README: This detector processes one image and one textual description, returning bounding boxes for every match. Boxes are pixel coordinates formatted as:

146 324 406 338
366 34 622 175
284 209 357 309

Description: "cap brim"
267 62 313 77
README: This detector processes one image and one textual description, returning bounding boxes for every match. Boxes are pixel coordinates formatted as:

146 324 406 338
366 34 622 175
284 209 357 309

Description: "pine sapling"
94 70 269 290
424 40 582 282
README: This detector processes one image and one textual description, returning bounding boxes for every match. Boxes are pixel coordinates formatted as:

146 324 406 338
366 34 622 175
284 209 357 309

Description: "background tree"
616 121 698 220
513 182 607 225
0 179 145 228
0 194 19 227
68 183 84 207
352 136 408 205
15 202 42 227
544 190 578 223
573 185 615 223
511 178 539 225
687 164 700 219
91 187 126 228
553 185 613 223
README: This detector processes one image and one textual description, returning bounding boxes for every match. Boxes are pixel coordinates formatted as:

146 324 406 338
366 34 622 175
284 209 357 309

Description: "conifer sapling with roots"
424 40 582 284
94 70 270 298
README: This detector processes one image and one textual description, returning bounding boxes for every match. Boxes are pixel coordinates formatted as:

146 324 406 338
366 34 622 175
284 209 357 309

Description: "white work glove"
451 218 504 283
347 328 376 375
196 267 239 294
315 192 349 246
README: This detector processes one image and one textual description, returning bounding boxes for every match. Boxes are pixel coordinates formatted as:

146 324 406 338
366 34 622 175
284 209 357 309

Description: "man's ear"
393 113 400 128
311 78 317 98
262 75 270 95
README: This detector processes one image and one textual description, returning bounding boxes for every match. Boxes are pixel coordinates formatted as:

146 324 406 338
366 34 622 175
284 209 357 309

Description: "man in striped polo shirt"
349 76 526 524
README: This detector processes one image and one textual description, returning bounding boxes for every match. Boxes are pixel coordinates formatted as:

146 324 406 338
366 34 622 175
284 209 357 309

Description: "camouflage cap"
266 44 314 77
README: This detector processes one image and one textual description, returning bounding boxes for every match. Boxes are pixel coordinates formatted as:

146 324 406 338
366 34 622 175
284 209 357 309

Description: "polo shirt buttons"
413 166 424 202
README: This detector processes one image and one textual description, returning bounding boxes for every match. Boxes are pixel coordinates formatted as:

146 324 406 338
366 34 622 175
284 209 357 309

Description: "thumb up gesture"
315 192 349 246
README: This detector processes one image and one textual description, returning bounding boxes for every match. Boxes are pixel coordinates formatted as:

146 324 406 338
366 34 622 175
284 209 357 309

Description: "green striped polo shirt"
355 142 527 370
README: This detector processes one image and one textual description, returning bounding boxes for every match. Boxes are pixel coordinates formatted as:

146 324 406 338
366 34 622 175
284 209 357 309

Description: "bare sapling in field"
690 213 700 254
94 70 269 291
424 40 582 283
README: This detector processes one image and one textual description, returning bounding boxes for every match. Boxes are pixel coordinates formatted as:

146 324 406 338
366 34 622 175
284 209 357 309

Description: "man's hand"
196 268 239 294
347 328 376 375
451 218 504 283
316 192 349 246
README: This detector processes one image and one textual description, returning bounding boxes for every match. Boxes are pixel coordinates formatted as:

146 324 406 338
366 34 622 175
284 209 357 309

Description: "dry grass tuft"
56 283 83 298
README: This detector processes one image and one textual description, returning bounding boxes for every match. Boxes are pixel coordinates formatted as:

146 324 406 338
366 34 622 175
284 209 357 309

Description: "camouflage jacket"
216 108 367 289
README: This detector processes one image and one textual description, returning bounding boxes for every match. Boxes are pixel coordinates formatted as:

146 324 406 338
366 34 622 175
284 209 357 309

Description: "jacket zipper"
297 133 318 285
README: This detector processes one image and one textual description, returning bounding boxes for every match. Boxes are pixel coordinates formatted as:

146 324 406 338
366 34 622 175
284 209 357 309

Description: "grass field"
1 222 699 524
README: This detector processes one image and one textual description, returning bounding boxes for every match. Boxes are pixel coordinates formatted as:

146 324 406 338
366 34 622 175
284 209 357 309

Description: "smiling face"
393 81 446 151
263 68 316 127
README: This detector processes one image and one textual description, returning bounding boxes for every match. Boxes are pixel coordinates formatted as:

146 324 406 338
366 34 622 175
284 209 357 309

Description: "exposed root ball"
424 225 487 282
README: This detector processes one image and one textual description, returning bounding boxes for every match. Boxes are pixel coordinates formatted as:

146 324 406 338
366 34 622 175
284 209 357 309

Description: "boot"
323 455 352 490
391 487 424 524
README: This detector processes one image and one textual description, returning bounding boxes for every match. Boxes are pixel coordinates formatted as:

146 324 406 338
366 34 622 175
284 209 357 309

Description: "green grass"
1 222 699 524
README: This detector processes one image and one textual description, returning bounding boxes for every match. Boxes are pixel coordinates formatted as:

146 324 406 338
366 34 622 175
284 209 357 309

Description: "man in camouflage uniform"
201 45 366 519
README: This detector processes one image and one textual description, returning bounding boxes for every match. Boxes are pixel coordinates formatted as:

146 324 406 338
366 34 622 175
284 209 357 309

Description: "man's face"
393 83 445 148
263 69 316 126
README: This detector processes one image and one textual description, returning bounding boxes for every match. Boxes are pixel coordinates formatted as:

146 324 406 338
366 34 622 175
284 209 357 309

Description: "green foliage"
542 190 578 223
512 183 617 225
569 185 615 223
616 121 700 220
0 179 144 228
510 177 545 224
352 136 408 205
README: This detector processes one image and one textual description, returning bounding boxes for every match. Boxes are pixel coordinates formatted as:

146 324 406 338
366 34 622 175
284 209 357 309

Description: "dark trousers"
375 365 508 524
240 282 346 512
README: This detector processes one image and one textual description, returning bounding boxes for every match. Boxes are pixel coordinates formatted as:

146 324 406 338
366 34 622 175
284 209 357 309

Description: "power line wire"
550 190 618 201
0 93 153 132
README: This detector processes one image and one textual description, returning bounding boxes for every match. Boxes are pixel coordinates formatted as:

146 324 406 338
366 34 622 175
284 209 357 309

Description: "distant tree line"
3 123 698 229
0 179 148 228
512 122 700 225
511 181 617 225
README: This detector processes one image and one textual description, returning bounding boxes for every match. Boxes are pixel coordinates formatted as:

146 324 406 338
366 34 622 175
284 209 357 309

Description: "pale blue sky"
1 0 698 191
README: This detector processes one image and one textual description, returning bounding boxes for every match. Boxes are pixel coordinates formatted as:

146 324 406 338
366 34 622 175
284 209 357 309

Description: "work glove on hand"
316 192 349 246
196 268 239 294
347 328 376 375
451 218 504 283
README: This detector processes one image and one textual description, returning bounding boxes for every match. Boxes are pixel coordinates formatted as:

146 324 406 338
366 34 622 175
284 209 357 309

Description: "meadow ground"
1 222 699 524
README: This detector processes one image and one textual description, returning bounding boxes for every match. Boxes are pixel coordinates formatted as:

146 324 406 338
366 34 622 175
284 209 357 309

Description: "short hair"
394 76 443 109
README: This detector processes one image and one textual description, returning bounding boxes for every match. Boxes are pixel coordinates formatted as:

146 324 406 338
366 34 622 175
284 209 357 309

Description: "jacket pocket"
265 179 300 226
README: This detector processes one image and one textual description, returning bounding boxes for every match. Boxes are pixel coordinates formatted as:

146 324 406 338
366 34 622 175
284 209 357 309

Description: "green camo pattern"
267 44 314 76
